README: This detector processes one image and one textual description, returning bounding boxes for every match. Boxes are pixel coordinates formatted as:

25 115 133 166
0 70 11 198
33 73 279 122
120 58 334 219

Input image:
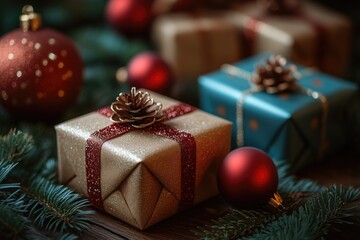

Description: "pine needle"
26 177 94 233
194 161 360 240
193 208 275 240
0 160 18 184
0 192 29 239
244 186 360 240
276 161 324 193
0 129 93 238
0 129 33 163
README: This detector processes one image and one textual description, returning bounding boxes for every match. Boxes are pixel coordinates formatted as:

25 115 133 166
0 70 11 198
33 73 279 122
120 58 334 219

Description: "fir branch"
0 160 18 184
0 129 93 239
244 186 360 240
0 161 20 192
0 192 29 239
329 185 360 202
12 124 57 183
25 177 93 234
0 130 33 239
194 162 360 240
58 233 78 240
193 161 324 240
276 161 324 193
193 195 302 240
38 158 57 182
11 158 57 186
0 129 33 164
193 208 275 240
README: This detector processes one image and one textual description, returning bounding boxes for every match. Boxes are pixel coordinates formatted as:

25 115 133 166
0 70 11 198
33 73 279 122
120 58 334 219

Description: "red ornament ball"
217 147 279 209
0 28 83 120
126 52 174 94
106 0 153 36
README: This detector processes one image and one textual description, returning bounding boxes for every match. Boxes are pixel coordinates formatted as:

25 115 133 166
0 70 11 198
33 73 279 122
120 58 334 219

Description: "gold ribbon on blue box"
199 53 358 171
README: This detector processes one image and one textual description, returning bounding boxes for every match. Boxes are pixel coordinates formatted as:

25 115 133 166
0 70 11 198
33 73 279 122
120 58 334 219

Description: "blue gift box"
199 54 358 171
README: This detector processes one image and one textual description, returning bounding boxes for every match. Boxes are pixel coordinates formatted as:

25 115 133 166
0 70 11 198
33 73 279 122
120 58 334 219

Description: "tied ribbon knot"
85 88 197 211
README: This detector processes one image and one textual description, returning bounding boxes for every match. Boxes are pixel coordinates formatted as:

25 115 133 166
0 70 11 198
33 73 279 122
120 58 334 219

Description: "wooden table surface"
80 153 360 240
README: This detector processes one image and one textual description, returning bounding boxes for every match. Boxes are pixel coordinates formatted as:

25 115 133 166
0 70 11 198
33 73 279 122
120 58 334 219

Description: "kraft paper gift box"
56 88 231 230
225 1 351 76
152 12 242 81
199 54 358 171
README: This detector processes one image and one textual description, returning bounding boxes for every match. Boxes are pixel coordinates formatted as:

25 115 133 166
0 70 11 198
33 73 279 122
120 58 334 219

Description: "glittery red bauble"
106 0 153 36
0 28 83 120
217 147 278 209
127 52 174 94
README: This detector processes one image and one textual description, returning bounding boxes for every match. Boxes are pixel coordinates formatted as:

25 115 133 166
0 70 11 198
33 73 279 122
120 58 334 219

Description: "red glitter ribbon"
243 10 327 70
85 103 197 210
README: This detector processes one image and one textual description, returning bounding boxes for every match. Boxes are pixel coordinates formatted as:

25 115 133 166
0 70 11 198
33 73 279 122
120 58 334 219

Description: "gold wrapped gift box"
152 12 242 81
226 1 351 76
152 1 350 79
56 90 231 229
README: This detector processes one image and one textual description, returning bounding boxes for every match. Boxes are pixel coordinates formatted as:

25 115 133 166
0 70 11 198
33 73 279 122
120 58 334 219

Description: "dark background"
0 0 359 118
1 0 359 82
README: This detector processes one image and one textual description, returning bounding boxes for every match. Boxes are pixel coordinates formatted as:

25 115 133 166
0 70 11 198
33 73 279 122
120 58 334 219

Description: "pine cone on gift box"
252 55 299 94
110 87 164 128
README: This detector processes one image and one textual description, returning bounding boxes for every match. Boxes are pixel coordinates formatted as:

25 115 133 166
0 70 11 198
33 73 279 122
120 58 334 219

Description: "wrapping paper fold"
199 54 358 171
152 12 241 81
225 1 351 76
56 90 231 229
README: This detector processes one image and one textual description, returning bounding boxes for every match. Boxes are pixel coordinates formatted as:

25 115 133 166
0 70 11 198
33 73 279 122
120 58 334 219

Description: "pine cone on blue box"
252 55 299 94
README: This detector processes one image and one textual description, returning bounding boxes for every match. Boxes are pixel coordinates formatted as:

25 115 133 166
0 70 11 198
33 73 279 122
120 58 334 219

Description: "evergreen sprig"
0 129 33 163
0 130 93 239
0 161 18 190
26 177 93 233
194 162 360 240
0 196 29 239
276 161 324 193
194 208 274 240
0 131 29 238
245 186 360 240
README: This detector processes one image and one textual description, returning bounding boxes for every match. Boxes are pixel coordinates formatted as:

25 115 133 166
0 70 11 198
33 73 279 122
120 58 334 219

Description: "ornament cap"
268 192 285 210
20 5 42 32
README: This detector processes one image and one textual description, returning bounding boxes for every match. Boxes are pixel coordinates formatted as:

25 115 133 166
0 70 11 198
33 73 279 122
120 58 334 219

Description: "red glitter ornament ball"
126 52 174 94
217 147 279 209
0 6 83 120
106 0 153 36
